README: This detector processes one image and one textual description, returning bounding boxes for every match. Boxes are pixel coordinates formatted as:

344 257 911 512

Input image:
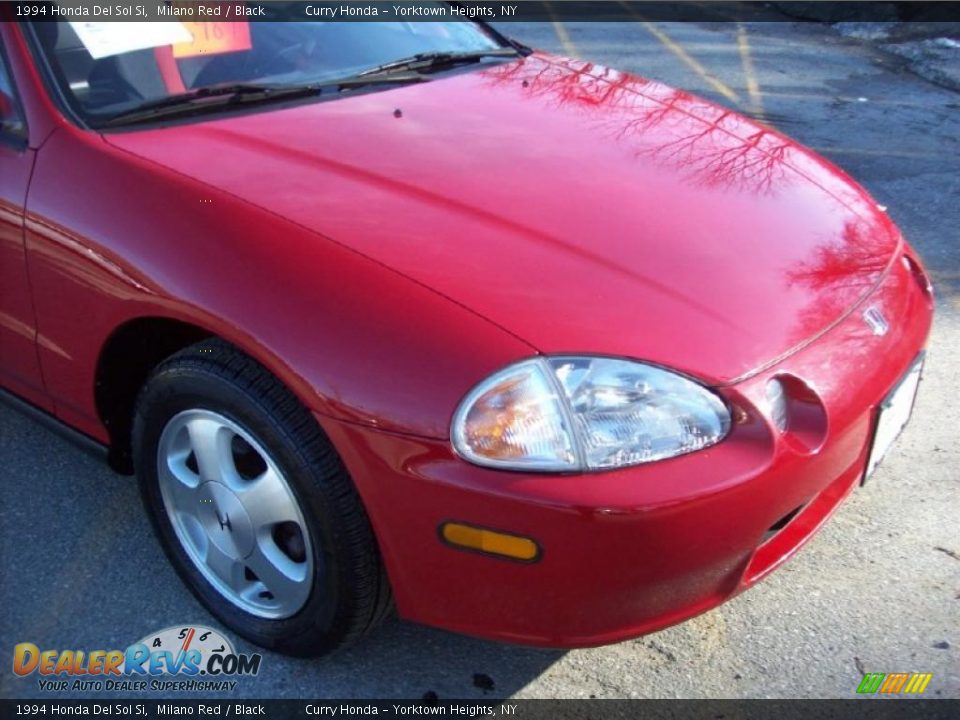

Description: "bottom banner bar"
1 700 958 720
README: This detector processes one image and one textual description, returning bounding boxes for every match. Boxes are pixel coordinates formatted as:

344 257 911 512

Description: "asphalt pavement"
1 19 958 699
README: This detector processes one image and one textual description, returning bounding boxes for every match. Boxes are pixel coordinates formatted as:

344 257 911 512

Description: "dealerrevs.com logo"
13 625 262 693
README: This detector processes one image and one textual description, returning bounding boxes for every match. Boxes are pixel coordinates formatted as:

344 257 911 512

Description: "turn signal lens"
440 522 540 562
451 359 578 471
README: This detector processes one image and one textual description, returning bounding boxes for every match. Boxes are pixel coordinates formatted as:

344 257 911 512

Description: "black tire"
132 339 392 656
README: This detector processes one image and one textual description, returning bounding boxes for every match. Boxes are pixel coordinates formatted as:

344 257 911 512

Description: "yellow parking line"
543 2 578 57
618 1 741 105
736 23 765 118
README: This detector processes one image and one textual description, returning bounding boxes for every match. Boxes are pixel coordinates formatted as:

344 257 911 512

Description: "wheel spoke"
160 457 201 517
186 417 235 483
241 467 300 531
203 539 246 593
246 539 309 606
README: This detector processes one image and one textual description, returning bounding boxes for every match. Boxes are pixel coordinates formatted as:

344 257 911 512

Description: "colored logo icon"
857 672 933 694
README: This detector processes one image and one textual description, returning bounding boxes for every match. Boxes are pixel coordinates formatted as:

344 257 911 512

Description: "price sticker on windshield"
70 22 193 59
173 22 252 59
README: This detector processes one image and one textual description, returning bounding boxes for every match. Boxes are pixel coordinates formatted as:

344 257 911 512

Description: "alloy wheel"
156 409 314 619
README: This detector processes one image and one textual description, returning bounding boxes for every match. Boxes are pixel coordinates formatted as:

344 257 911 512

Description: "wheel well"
95 317 210 474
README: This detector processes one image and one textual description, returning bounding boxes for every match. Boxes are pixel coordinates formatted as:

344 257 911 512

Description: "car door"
0 38 46 408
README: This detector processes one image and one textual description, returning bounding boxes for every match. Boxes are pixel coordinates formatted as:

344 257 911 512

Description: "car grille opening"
762 504 805 544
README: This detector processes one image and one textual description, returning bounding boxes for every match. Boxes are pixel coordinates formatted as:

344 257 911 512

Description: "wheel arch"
94 313 347 476
94 316 212 473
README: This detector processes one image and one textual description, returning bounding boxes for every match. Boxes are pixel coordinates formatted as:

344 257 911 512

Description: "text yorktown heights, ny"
305 706 518 717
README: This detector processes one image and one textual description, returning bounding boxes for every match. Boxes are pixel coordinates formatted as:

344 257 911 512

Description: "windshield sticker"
173 22 252 59
69 22 193 60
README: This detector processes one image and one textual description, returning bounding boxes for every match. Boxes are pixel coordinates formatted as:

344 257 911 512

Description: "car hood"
106 54 901 384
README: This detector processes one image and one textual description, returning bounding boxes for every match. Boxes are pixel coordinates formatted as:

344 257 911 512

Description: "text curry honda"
0 9 933 655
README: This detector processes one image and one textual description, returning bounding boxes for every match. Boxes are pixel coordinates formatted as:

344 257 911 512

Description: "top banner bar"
7 1 960 23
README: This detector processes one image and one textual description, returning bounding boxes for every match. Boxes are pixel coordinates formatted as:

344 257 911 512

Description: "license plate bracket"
863 352 925 484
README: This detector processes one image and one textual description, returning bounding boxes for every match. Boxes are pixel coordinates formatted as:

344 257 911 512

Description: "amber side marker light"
439 522 541 563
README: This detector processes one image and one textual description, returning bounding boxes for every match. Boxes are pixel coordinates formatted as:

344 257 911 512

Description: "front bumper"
318 249 934 647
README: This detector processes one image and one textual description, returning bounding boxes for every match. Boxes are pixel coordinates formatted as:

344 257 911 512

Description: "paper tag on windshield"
173 22 252 58
69 22 193 60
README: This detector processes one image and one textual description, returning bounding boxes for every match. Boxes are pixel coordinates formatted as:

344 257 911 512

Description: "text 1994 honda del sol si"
0 8 933 655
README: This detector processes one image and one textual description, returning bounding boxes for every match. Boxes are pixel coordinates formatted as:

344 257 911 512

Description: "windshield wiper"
357 48 521 77
102 73 427 128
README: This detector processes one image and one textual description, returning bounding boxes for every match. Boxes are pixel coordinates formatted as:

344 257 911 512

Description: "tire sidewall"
134 367 352 655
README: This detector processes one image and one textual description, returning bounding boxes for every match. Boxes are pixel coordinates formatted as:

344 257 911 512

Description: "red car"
0 13 933 656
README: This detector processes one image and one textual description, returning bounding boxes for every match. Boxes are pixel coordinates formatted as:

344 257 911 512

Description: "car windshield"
29 6 506 127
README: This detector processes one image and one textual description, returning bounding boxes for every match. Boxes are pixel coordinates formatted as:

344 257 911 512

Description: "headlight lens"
452 356 731 472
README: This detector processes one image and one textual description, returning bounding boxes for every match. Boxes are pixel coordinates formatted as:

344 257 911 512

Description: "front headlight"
451 356 731 472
